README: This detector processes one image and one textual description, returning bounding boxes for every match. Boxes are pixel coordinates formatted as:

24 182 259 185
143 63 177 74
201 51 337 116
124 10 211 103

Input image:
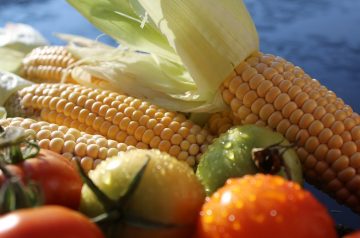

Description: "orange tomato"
0 149 82 209
0 206 104 238
196 174 337 238
345 231 360 238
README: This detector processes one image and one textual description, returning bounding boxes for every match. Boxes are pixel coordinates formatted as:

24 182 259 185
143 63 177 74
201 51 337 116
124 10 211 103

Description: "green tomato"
80 149 205 238
196 124 303 196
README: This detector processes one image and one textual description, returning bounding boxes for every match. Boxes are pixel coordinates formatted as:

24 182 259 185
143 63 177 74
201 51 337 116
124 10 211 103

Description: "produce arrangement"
0 0 359 237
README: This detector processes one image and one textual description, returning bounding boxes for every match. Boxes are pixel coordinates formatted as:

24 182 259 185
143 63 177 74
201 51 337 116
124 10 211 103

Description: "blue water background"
1 0 359 229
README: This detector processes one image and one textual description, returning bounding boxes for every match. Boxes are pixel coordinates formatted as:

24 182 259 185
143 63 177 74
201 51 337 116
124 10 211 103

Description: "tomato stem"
0 161 42 214
76 159 117 211
116 157 149 207
22 141 40 159
9 145 24 163
0 127 40 164
91 210 121 224
123 213 183 229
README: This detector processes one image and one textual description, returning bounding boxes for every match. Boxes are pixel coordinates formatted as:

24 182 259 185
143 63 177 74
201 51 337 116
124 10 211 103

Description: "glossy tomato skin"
345 231 360 238
196 174 337 238
0 206 104 238
0 149 82 209
80 149 205 238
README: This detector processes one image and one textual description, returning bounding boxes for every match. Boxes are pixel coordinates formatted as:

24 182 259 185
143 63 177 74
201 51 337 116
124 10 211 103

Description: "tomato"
345 231 360 238
0 149 82 210
0 205 104 238
196 124 303 195
80 149 205 238
195 174 337 238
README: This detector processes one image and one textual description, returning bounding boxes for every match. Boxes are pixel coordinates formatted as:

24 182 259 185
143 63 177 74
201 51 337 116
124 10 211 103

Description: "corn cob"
0 117 135 173
221 51 360 212
20 46 78 83
205 110 239 136
20 46 114 88
4 83 213 167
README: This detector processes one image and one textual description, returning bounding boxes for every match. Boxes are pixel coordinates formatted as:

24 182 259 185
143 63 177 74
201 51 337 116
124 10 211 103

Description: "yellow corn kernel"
4 83 213 167
20 46 77 83
20 46 108 87
205 110 241 136
0 117 131 173
222 51 360 212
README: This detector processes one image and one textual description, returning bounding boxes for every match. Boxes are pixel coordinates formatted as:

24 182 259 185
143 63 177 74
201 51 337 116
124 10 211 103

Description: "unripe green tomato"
196 125 303 195
80 149 205 238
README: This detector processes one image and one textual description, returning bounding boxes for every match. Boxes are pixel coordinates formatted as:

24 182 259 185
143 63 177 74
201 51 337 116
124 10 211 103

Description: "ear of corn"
205 110 239 136
21 46 78 84
20 44 222 113
64 0 360 213
20 45 111 90
4 83 213 167
0 117 133 173
3 92 40 119
220 51 360 212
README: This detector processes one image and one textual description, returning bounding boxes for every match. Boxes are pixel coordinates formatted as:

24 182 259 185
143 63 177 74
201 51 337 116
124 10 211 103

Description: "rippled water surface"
1 0 360 229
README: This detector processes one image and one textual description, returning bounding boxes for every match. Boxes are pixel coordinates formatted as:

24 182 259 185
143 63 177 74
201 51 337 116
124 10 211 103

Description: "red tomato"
345 231 360 238
0 149 82 209
195 174 337 238
0 206 104 238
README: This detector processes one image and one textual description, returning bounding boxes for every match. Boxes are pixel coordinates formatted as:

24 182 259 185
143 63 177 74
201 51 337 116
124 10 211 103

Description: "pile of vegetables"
0 0 359 237
0 125 339 237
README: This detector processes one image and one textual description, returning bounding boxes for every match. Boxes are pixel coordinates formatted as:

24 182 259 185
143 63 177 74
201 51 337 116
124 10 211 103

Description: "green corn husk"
66 0 259 113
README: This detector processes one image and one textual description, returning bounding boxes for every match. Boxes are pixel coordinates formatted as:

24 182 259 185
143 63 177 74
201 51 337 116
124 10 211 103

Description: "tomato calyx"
251 140 297 180
0 126 44 214
0 160 43 214
0 126 40 164
76 158 181 237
